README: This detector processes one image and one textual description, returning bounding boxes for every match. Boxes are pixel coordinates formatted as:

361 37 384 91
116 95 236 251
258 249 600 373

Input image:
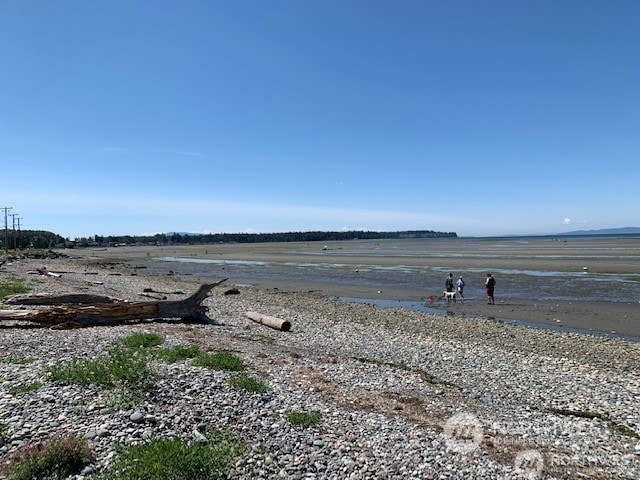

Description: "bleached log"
245 311 291 332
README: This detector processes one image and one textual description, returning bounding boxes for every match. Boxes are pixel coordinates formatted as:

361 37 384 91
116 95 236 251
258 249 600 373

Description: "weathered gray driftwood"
0 280 227 328
4 293 120 305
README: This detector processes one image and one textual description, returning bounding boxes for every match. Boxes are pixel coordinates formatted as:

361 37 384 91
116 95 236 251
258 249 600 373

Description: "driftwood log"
4 293 121 305
0 280 227 329
245 311 291 332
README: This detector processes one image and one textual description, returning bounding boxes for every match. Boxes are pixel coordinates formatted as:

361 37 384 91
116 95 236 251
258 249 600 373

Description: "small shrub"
120 332 164 349
0 277 29 302
154 344 201 363
228 372 268 393
1 434 93 480
285 411 323 427
9 381 42 395
193 351 245 371
96 429 244 480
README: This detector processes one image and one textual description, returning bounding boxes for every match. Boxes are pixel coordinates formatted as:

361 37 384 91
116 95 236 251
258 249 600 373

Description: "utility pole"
11 213 20 251
2 206 12 254
16 216 22 252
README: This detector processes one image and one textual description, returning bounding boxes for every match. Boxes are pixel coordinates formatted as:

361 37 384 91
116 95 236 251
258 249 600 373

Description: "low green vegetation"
104 391 140 410
228 372 268 393
285 410 323 427
47 345 156 394
0 434 93 480
548 407 639 439
1 357 34 365
192 351 246 371
120 332 164 349
96 429 245 480
154 344 201 363
1 332 262 478
610 422 640 438
0 277 29 302
8 381 42 395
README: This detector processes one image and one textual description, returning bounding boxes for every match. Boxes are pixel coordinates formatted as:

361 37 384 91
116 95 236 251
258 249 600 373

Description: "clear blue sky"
1 1 638 238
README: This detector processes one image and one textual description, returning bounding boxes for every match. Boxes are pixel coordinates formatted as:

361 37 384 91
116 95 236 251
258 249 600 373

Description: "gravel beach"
1 253 639 479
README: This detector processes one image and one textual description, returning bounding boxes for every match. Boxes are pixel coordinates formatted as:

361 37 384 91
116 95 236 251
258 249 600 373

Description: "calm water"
142 235 640 305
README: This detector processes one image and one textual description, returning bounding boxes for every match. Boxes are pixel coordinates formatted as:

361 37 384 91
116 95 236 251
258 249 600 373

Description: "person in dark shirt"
485 273 496 305
445 273 454 293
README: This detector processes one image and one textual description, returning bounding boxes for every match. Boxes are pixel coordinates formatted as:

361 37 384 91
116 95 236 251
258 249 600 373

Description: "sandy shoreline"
61 242 640 339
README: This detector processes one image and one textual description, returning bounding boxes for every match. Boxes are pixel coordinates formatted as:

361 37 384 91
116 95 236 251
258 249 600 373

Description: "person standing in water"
485 273 496 305
456 276 465 302
445 273 454 293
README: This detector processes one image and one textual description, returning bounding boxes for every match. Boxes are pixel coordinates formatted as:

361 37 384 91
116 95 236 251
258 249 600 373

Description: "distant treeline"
1 230 66 250
1 229 456 250
75 229 456 247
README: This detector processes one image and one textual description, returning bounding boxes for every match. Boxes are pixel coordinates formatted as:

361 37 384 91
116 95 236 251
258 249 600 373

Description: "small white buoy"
583 266 588 271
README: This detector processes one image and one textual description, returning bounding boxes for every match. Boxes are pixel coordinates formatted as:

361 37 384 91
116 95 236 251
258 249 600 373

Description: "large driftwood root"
0 280 227 328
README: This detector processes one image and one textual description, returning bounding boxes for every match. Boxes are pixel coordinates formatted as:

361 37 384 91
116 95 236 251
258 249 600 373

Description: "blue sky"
1 1 638 238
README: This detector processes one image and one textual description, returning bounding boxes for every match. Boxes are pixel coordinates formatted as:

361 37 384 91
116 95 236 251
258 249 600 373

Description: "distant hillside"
560 227 640 236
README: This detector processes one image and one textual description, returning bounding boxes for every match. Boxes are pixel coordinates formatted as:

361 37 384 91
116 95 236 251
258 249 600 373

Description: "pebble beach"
1 253 639 479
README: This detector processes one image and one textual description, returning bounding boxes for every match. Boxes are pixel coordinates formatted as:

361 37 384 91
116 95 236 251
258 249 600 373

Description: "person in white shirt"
456 276 465 302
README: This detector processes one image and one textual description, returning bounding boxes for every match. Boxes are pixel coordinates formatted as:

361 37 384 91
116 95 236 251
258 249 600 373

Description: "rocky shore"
1 255 639 479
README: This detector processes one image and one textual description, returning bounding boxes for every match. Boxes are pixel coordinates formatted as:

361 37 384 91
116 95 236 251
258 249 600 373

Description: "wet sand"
62 237 640 339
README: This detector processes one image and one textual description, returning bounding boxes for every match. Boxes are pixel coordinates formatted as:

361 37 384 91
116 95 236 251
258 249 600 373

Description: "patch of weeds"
154 344 201 364
228 372 268 393
120 332 164 349
249 333 276 344
548 407 607 421
8 381 42 395
1 357 34 365
96 428 244 480
0 277 29 302
285 410 323 428
104 390 140 410
548 407 639 439
610 423 640 439
0 434 93 480
350 355 456 387
193 351 245 371
0 421 9 441
47 346 156 394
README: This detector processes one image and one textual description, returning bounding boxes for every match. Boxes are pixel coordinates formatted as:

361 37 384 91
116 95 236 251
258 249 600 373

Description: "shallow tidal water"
149 235 640 305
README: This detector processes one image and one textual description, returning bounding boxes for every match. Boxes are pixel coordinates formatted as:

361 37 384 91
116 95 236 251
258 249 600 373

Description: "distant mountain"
560 227 640 236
